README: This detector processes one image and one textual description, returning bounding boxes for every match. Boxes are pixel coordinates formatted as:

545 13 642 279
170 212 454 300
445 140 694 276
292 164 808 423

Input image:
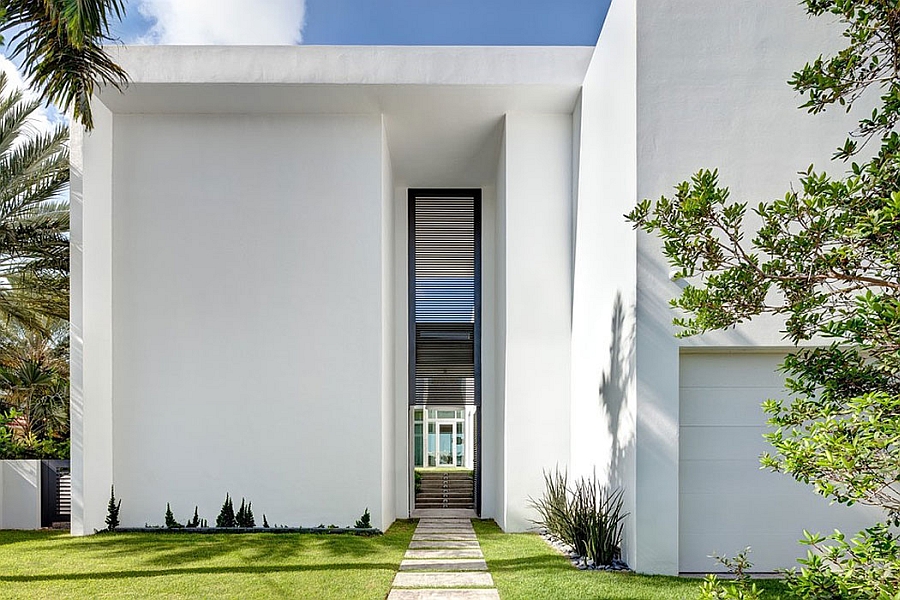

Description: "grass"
0 520 415 599
0 519 795 599
472 520 792 600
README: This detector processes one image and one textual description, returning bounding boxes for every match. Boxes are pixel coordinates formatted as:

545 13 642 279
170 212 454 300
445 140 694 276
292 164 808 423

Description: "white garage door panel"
679 352 882 573
681 532 807 573
680 354 787 388
679 387 778 426
681 492 846 533
680 427 769 460
680 460 808 495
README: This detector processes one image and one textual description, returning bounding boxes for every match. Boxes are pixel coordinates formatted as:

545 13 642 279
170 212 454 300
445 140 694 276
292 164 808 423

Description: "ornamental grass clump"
529 468 627 567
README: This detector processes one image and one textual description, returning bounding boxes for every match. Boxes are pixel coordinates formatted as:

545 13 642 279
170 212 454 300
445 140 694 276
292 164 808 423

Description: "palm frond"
2 0 129 129
0 74 69 328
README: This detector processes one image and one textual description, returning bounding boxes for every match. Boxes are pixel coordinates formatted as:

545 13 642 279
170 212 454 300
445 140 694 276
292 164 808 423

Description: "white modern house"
70 0 882 575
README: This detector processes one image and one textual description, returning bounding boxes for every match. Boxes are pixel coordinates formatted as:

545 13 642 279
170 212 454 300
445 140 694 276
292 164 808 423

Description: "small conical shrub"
236 498 255 527
105 485 121 531
354 508 372 529
187 506 200 528
263 514 269 528
165 503 183 529
216 494 235 528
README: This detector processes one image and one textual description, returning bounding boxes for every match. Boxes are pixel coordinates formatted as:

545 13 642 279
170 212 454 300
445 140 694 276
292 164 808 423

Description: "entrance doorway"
413 406 475 469
408 189 481 513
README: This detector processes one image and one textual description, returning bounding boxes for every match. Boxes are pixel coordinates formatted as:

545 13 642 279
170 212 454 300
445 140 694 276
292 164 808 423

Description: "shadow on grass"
470 520 789 600
0 561 402 584
0 520 417 578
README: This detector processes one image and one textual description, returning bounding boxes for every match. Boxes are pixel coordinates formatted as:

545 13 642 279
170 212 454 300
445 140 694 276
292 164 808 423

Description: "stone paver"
408 540 480 549
392 572 495 588
399 558 488 571
412 533 478 541
405 548 484 559
387 590 500 600
390 515 498 597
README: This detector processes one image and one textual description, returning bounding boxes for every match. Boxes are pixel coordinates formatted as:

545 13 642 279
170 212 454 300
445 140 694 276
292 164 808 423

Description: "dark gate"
40 460 71 527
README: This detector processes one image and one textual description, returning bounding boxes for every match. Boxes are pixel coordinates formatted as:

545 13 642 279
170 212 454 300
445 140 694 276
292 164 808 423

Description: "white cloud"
137 0 306 45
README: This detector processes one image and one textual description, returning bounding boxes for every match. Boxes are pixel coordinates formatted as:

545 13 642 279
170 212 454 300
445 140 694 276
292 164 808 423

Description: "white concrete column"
499 112 573 532
70 104 115 535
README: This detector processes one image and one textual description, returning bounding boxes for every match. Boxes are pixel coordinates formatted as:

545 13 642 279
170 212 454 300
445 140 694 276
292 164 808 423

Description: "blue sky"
110 0 609 46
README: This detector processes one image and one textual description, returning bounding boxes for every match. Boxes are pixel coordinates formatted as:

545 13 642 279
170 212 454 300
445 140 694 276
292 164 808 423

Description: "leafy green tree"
0 0 128 129
627 1 900 596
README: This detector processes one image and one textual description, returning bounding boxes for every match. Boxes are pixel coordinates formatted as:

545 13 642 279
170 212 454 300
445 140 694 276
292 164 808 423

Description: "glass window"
427 423 436 467
414 423 423 467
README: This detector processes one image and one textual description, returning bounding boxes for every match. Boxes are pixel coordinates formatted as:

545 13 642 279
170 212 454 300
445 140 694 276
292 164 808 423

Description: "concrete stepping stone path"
388 517 499 600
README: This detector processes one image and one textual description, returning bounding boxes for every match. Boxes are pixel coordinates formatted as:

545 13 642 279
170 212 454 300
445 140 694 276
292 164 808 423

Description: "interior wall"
570 0 638 567
109 113 388 529
501 112 574 532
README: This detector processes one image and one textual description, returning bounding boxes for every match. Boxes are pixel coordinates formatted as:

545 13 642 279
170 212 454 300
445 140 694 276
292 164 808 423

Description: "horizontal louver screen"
412 194 477 405
57 469 71 516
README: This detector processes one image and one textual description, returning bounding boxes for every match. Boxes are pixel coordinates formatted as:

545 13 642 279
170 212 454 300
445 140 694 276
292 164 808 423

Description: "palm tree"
1 0 128 129
0 70 69 329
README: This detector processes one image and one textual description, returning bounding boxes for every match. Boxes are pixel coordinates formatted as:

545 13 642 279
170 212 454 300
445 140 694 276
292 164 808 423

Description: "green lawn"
472 520 792 600
0 521 415 600
0 520 794 599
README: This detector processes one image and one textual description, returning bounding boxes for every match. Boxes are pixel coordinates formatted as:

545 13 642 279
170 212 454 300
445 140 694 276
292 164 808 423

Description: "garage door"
679 352 882 573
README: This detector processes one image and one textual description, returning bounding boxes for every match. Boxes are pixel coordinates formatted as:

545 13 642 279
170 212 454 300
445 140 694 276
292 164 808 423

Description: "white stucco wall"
381 119 396 529
634 0 861 574
94 113 389 530
70 103 115 535
500 113 574 532
491 126 508 528
0 461 41 529
570 0 638 567
74 44 593 536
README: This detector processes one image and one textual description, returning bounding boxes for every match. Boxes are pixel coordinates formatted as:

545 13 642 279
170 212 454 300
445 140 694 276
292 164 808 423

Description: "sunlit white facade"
72 0 882 574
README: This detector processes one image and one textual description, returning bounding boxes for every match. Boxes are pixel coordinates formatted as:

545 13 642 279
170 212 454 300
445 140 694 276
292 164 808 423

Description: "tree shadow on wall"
598 292 635 494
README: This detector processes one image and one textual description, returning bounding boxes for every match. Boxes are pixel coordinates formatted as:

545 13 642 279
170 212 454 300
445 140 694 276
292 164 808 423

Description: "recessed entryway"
408 190 482 515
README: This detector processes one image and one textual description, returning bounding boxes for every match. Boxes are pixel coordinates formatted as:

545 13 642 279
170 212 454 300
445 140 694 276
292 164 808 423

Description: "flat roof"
94 45 597 187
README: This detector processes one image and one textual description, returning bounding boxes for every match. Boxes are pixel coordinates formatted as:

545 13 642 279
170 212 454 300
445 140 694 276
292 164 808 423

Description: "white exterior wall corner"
381 118 396 530
501 113 573 532
635 0 859 574
70 103 115 536
571 0 638 569
493 120 508 529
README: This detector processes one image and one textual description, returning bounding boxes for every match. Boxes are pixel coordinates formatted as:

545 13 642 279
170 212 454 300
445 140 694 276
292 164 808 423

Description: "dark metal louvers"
409 191 481 406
